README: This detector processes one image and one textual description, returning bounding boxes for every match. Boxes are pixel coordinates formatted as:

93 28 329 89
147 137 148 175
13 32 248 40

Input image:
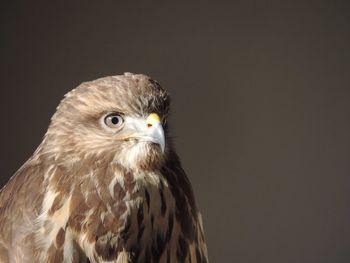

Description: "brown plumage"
0 73 208 263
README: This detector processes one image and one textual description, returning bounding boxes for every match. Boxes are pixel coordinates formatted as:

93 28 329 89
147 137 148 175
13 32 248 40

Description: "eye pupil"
111 117 119 125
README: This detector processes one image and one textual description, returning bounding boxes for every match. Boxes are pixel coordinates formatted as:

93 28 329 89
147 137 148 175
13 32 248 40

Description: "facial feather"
41 73 170 172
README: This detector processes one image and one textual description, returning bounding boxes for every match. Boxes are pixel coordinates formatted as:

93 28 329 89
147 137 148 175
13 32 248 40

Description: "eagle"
0 73 208 263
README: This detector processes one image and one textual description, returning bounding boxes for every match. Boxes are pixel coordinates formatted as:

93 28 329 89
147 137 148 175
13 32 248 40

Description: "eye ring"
103 113 124 129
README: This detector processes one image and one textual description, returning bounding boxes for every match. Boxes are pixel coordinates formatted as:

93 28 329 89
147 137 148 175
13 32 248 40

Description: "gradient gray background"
1 1 350 262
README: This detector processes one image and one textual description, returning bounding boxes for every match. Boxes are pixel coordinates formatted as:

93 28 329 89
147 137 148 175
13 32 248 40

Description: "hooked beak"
144 113 165 153
123 113 165 153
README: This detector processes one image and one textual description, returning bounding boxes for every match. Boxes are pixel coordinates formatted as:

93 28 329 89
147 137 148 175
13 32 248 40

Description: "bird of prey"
0 73 208 263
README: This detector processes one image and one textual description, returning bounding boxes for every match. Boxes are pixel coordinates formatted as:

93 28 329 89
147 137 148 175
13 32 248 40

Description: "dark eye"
104 113 124 128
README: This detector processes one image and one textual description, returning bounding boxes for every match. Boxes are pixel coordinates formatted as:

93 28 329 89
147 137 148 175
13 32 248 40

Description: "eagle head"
42 73 171 171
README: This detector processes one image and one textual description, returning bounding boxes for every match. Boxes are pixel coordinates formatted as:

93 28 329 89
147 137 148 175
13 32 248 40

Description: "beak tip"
160 142 165 153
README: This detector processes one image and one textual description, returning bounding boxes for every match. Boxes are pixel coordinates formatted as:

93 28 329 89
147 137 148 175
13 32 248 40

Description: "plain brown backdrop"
1 1 350 262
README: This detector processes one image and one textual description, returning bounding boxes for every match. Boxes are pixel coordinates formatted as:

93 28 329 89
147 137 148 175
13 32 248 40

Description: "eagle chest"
92 170 179 262
42 169 183 262
116 171 178 261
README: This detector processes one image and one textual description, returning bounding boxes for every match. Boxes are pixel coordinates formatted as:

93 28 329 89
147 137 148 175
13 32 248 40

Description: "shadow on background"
1 1 350 262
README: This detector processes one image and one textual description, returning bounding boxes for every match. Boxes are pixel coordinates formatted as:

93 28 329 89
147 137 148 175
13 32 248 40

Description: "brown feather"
0 73 208 262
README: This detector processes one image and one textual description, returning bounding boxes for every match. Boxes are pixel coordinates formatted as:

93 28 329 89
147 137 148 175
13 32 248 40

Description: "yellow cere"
146 113 161 124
